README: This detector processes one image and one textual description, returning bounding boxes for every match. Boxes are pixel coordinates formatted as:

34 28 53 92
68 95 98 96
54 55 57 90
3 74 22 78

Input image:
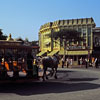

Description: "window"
82 27 86 46
88 36 91 47
87 27 91 36
87 27 91 47
82 27 86 37
78 28 82 33
95 37 100 46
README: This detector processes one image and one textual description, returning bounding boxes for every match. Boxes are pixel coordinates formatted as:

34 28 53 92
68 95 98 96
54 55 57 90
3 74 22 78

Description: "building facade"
38 18 99 65
92 27 100 58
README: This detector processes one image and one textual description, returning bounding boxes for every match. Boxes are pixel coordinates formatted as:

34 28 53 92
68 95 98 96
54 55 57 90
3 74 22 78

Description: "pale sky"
0 0 100 41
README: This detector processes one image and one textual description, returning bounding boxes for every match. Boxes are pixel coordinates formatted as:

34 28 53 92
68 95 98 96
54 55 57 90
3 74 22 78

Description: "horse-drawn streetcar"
0 40 38 82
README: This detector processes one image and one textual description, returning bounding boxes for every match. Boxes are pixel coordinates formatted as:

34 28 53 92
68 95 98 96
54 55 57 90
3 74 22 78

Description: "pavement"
61 64 100 69
0 67 100 100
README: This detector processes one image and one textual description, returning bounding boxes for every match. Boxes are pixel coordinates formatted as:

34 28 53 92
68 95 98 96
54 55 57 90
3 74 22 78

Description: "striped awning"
36 51 47 56
48 50 59 56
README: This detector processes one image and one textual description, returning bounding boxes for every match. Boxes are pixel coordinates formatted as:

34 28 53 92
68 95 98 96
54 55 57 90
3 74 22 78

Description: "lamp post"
51 28 54 51
88 49 90 66
88 49 90 59
63 38 66 62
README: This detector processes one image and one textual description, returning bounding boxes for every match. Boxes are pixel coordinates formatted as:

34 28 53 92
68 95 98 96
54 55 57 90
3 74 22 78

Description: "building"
38 18 100 65
92 27 100 58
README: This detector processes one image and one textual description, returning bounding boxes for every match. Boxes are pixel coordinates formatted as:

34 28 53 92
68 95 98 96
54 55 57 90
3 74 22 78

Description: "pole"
64 39 66 61
88 49 90 67
51 28 53 51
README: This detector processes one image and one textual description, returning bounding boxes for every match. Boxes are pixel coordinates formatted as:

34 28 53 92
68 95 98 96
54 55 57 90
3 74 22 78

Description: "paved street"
0 67 100 100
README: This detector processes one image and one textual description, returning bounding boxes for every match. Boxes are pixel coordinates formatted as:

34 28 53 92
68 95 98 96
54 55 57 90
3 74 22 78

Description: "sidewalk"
59 64 100 69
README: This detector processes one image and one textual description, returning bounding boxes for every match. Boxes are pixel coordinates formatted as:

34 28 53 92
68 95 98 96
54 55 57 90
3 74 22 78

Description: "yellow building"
37 18 96 65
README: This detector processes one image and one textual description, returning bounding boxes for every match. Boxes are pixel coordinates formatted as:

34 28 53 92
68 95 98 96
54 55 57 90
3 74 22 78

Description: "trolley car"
0 40 38 82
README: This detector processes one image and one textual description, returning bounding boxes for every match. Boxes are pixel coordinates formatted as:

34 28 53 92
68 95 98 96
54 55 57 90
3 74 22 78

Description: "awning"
59 50 65 55
46 42 50 45
36 51 47 56
68 51 89 55
48 50 59 56
59 50 92 55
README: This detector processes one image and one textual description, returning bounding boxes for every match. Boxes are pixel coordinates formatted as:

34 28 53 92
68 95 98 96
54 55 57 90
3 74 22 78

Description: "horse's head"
53 54 59 63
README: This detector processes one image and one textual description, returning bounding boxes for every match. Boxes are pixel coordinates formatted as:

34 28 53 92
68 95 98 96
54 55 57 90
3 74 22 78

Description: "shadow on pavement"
69 78 98 81
0 77 100 96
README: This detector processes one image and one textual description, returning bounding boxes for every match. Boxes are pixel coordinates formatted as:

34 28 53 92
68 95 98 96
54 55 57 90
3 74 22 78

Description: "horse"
42 55 59 81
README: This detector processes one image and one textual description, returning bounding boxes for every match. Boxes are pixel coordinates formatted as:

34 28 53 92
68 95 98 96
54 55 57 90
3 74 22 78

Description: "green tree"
16 37 24 41
53 29 82 43
0 29 7 40
16 37 24 44
25 38 29 42
52 29 83 60
31 41 39 46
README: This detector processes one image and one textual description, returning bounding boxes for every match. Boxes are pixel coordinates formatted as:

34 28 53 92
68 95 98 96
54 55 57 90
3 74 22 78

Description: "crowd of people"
78 57 99 68
61 56 99 69
34 55 100 69
61 57 73 68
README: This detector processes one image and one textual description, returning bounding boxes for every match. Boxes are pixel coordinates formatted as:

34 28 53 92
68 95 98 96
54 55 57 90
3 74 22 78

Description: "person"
95 58 98 68
92 57 95 67
61 57 65 68
85 58 88 68
0 57 2 78
0 57 2 66
66 58 69 68
70 59 73 65
27 52 34 77
79 57 83 67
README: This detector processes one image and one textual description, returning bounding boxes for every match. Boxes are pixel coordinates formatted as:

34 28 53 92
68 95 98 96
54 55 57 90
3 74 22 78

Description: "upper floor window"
87 27 91 36
82 27 86 36
78 28 82 33
95 37 100 46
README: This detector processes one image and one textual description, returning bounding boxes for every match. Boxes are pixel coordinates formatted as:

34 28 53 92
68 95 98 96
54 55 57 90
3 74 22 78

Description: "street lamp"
63 38 66 62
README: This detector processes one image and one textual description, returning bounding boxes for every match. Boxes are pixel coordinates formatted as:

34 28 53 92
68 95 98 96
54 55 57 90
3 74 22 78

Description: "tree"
31 41 39 46
52 28 83 60
25 38 29 42
0 29 7 40
16 37 24 44
53 29 83 43
16 37 23 41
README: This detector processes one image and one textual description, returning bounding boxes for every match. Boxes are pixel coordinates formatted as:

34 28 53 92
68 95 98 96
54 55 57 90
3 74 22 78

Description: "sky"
0 0 100 41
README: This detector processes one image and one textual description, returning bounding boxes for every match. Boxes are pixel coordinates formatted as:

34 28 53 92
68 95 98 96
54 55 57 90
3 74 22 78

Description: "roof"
93 27 100 33
0 40 32 50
